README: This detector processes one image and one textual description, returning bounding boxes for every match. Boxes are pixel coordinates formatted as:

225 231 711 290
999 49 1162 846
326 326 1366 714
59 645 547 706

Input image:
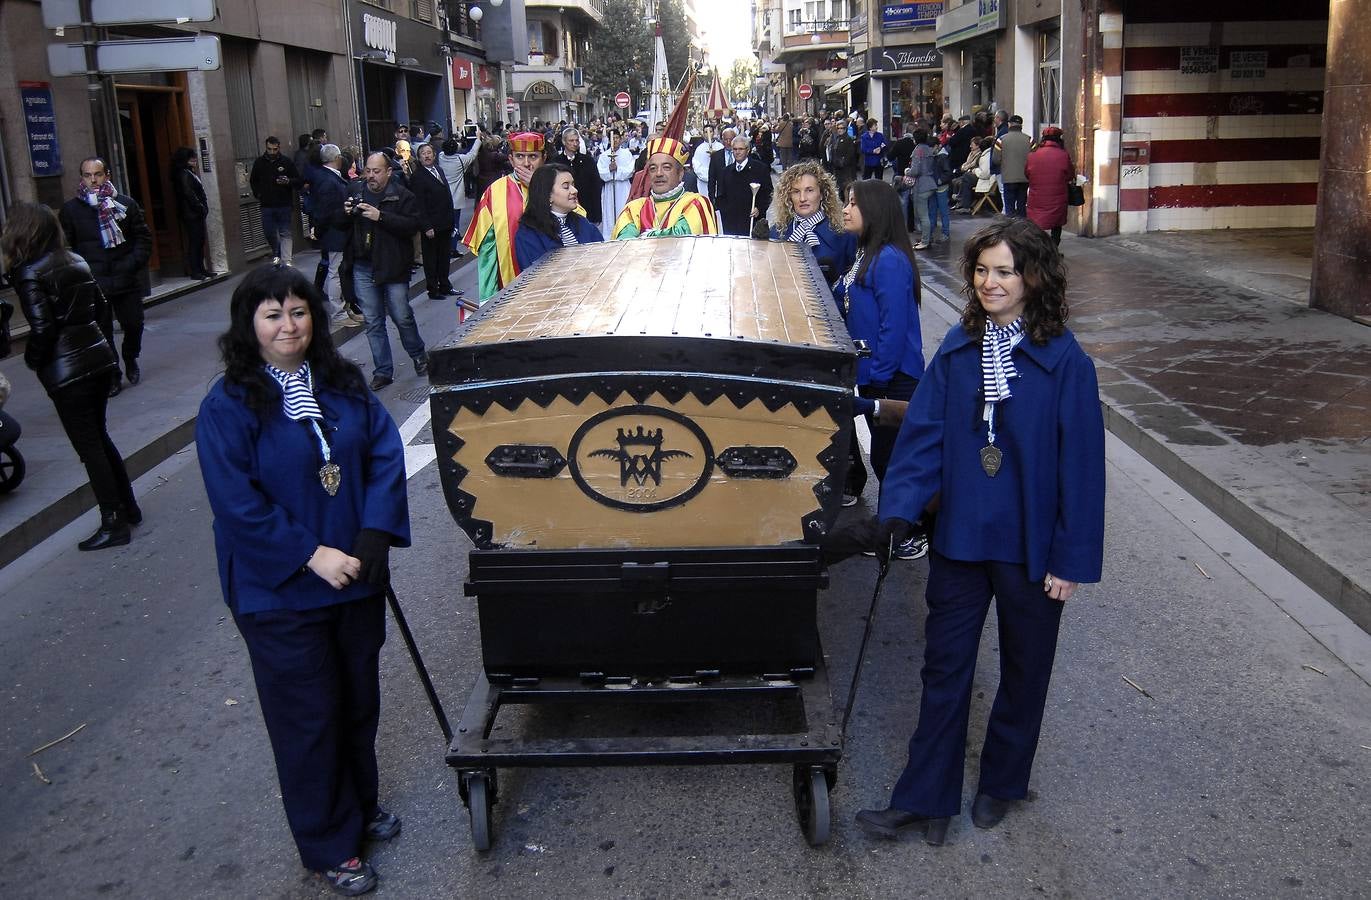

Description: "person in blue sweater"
859 118 888 180
196 264 410 896
514 163 604 271
855 218 1105 846
833 178 926 556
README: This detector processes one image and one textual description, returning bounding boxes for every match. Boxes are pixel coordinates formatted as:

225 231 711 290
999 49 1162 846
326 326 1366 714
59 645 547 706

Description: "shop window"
1038 28 1061 127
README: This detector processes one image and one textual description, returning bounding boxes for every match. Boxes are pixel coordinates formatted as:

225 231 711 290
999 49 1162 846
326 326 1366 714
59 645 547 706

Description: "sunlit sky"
696 0 755 73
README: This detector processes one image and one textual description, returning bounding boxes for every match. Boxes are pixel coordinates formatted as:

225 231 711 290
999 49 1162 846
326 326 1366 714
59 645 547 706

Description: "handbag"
0 295 12 359
1066 181 1085 206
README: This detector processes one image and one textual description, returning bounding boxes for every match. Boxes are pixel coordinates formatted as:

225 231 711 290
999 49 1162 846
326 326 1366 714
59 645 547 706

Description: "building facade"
511 0 602 126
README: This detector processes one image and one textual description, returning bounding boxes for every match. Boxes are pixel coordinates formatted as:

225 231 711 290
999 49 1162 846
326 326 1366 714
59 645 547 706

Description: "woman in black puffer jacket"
1 202 140 550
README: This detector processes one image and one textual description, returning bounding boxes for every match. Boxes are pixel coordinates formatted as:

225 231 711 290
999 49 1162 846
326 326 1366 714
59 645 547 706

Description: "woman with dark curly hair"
855 218 1105 845
514 163 603 270
195 264 410 896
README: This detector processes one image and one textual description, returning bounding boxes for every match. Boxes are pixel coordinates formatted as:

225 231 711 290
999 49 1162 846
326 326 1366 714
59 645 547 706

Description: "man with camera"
343 152 427 391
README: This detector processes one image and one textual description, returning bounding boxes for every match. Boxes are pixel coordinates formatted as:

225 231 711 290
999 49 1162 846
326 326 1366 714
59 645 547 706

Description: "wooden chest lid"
457 237 848 350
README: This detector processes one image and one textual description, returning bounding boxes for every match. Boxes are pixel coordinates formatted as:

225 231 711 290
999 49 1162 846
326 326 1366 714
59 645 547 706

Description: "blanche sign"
869 44 943 72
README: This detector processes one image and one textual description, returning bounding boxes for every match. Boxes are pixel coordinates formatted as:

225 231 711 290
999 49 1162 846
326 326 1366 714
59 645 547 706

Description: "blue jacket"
196 377 411 614
770 219 857 288
860 130 887 168
877 324 1105 584
310 167 351 253
833 244 925 386
513 214 604 270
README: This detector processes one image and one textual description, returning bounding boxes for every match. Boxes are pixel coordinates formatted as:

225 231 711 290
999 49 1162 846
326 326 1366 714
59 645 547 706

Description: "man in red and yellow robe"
611 137 718 240
461 131 545 302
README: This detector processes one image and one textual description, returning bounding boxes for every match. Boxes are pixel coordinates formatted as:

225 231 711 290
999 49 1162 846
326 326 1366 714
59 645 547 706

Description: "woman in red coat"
1025 127 1076 245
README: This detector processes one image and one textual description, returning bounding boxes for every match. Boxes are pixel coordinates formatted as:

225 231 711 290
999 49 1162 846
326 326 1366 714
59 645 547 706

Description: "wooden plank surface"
456 236 846 351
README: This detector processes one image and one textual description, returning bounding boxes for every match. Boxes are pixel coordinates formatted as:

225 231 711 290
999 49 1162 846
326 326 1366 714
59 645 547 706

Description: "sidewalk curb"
916 267 1371 634
0 255 473 569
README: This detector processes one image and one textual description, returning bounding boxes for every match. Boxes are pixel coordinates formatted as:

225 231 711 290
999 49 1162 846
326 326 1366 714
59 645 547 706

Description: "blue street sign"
881 1 943 32
20 81 62 178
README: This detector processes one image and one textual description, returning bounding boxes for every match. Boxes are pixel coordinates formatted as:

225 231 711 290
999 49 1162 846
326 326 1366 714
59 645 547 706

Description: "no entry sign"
798 83 813 101
615 91 631 109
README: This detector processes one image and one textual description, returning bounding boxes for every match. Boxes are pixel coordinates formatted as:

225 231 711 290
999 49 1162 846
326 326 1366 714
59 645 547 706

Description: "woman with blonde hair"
768 160 855 288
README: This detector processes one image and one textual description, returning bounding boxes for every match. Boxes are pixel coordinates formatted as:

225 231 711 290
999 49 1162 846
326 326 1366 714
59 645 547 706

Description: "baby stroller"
0 404 20 494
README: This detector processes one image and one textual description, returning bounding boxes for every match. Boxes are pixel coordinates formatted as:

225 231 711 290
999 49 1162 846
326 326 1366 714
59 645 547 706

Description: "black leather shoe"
124 501 143 526
125 361 141 385
108 377 122 398
855 807 950 845
971 792 1014 830
413 356 429 376
78 508 131 551
368 374 393 391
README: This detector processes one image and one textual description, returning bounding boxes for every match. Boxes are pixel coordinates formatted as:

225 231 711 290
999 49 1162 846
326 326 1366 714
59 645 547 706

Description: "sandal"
364 808 402 842
318 857 377 896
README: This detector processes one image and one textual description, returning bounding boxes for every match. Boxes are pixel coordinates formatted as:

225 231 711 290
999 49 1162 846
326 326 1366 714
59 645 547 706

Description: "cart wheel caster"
792 765 831 846
0 446 24 494
461 770 495 851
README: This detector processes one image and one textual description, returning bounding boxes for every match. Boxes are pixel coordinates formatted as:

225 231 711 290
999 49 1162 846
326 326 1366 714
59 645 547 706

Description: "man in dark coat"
59 156 154 394
310 143 361 323
707 127 738 208
343 152 425 391
714 137 773 237
248 136 301 265
946 115 977 209
828 121 860 200
410 142 459 300
170 146 213 280
552 128 603 227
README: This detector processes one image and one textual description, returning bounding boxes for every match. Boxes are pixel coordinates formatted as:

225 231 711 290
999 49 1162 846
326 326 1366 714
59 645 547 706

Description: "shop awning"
824 72 864 94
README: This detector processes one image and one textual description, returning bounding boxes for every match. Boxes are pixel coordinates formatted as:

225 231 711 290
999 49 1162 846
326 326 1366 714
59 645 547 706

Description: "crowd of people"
0 102 1099 895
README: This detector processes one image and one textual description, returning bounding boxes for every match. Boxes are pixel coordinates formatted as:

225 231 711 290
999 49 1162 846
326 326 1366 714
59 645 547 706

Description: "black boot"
78 507 131 551
125 359 141 386
124 500 143 526
314 261 328 295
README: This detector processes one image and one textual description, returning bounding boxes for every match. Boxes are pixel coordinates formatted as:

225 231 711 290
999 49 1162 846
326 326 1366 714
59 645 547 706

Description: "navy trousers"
889 553 1064 817
234 595 386 871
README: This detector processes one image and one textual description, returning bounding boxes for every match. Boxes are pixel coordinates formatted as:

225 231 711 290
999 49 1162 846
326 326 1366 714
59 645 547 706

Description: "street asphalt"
1 220 1369 897
20 422 1371 899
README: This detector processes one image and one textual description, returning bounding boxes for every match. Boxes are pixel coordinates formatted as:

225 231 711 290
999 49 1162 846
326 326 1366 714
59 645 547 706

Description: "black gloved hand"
352 528 392 588
875 518 915 577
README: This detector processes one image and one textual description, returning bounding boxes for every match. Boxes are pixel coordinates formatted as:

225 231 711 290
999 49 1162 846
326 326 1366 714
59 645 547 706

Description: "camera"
464 124 479 140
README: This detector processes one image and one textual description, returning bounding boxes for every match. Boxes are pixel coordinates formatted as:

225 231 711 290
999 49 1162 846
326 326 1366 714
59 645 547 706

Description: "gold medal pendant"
980 444 1003 477
319 462 341 496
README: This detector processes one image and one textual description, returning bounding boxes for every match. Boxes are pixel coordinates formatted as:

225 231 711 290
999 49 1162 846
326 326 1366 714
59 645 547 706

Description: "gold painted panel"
443 389 843 549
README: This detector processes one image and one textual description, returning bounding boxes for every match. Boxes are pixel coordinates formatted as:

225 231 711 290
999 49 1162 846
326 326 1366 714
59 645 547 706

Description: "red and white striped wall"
1119 11 1326 232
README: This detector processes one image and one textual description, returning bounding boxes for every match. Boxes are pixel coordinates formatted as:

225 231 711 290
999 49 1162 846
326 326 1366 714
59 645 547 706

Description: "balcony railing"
783 17 850 37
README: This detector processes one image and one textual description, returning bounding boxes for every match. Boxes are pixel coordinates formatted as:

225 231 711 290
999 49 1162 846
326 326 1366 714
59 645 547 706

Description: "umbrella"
702 69 732 119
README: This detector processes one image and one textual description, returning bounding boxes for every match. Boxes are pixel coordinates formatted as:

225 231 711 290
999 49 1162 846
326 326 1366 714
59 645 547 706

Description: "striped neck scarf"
553 211 578 247
265 362 323 421
981 318 1026 403
789 212 825 249
841 248 866 292
78 181 127 249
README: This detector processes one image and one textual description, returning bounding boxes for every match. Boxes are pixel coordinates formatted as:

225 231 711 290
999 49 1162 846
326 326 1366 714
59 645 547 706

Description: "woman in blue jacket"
855 218 1105 846
196 264 410 896
514 163 603 271
768 160 855 288
834 178 926 556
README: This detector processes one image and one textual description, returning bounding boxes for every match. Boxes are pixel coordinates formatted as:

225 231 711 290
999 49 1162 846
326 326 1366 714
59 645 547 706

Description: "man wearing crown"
611 137 718 239
461 131 546 302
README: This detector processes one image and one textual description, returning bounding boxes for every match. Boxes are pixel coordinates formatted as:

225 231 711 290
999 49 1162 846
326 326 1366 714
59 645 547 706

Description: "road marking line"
398 403 438 479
